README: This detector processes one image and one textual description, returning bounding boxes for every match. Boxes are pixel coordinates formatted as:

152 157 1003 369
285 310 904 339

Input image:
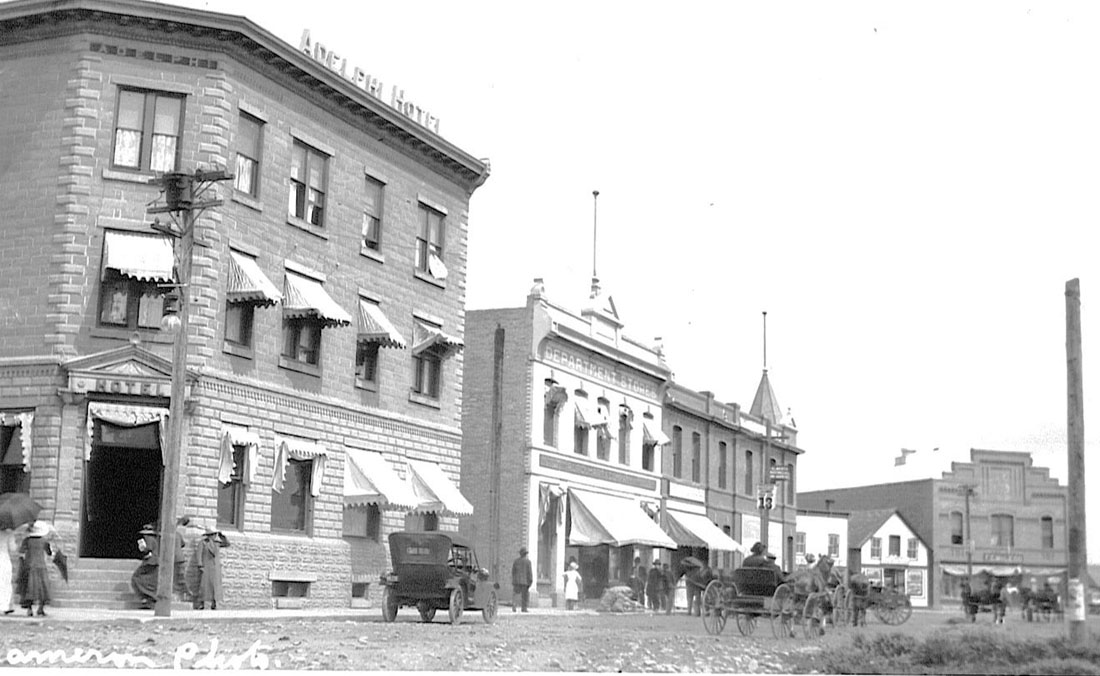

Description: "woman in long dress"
19 521 53 616
194 524 230 610
563 560 582 611
130 525 160 609
0 527 14 614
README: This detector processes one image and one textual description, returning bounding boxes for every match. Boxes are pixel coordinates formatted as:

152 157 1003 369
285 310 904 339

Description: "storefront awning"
664 510 746 553
941 563 1022 577
358 300 407 349
344 449 419 510
102 230 175 283
283 271 352 327
642 421 671 446
568 489 678 549
406 459 473 516
411 320 462 357
227 251 282 307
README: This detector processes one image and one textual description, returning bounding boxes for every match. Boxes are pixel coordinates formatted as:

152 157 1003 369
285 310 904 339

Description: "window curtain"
0 412 33 472
271 437 327 497
85 403 168 464
538 482 566 527
219 426 260 486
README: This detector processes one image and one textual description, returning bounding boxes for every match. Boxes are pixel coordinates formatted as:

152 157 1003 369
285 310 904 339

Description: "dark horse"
962 579 1007 623
675 557 719 616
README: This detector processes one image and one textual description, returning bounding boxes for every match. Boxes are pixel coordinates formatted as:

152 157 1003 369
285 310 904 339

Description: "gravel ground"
0 607 1088 671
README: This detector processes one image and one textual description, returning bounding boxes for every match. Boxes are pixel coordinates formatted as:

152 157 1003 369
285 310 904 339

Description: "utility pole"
1065 278 1087 645
146 169 231 617
961 484 976 581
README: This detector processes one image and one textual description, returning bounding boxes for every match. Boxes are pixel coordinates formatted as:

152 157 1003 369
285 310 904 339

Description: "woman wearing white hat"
18 520 54 616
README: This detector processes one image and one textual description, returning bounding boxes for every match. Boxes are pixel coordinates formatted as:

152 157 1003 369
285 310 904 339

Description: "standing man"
511 547 533 613
633 557 647 607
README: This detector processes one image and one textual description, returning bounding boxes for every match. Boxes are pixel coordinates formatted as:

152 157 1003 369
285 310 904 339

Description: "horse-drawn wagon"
699 564 835 639
842 576 912 626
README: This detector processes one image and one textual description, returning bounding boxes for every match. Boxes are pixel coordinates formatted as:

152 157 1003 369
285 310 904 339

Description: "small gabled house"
848 509 930 608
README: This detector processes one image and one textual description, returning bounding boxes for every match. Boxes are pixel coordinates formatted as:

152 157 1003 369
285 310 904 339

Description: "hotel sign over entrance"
299 30 441 134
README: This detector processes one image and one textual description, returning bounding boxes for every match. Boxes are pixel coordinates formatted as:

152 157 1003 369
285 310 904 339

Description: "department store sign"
542 344 659 399
299 30 441 134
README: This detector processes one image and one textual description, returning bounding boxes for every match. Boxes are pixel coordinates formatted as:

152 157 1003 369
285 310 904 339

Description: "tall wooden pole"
1065 278 1087 644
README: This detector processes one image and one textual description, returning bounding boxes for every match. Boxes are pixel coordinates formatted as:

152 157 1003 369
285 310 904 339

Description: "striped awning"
283 271 352 327
567 489 677 549
227 251 281 307
102 230 175 283
272 436 328 497
406 459 473 516
358 300 406 349
343 449 419 510
218 426 260 485
664 510 746 552
411 319 462 356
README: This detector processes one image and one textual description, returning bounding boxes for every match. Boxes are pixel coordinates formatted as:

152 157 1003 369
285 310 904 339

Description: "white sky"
164 0 1100 559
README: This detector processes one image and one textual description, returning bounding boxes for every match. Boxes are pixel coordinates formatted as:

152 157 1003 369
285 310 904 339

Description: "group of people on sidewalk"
632 557 678 613
130 516 230 610
0 520 63 617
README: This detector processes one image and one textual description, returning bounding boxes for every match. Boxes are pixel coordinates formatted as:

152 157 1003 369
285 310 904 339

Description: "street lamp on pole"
146 169 231 617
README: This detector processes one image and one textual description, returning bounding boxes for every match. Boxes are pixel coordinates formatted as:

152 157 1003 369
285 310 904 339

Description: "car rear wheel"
448 587 465 624
417 601 436 622
382 588 398 623
482 590 498 624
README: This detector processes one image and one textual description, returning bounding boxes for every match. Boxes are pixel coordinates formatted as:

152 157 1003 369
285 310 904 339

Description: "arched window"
1041 516 1054 549
672 426 683 478
950 511 964 545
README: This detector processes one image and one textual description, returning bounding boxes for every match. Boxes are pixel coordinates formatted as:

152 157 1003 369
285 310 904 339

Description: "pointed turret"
750 368 783 425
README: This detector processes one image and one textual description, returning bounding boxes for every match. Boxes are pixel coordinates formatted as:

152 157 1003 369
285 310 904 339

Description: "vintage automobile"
379 531 500 624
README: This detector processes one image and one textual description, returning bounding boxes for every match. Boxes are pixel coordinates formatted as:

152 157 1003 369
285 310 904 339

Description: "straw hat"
26 520 53 538
569 561 579 570
201 522 220 536
138 523 158 536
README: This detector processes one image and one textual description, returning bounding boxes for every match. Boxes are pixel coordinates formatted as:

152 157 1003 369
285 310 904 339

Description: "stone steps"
42 557 188 610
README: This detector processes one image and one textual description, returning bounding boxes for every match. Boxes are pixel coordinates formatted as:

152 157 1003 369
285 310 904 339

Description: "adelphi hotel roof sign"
299 29 441 135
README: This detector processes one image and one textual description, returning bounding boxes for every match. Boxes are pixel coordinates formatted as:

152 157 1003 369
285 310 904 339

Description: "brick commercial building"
799 449 1068 608
461 280 678 607
0 0 487 609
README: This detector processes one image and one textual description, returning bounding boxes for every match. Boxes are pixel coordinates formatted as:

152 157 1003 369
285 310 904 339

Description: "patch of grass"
790 629 1100 675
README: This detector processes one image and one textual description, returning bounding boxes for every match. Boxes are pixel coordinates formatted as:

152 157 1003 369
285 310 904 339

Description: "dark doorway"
81 421 163 558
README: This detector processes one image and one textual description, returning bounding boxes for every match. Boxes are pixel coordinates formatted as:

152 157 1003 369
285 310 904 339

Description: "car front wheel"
448 587 465 624
482 590 498 624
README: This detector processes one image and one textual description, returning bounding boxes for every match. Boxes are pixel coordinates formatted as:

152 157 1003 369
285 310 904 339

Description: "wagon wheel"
448 587 465 624
417 601 437 622
873 591 912 625
831 585 849 627
802 593 827 639
770 583 796 639
701 580 727 635
382 587 398 622
482 590 498 624
735 613 758 636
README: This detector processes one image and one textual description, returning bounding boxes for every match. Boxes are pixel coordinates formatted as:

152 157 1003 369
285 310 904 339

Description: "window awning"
664 510 745 552
642 421 671 446
941 563 1022 577
272 436 328 497
102 230 175 283
283 271 352 327
406 459 473 516
411 320 462 357
227 251 282 307
567 489 678 549
85 403 168 464
358 300 407 349
218 426 260 485
343 449 420 510
0 412 33 473
574 398 599 429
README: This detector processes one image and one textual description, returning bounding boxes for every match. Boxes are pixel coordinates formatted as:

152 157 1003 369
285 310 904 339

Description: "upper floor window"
950 511 964 545
907 537 919 560
234 111 263 197
617 406 632 465
217 442 246 528
717 441 728 489
794 531 805 555
355 298 405 390
543 383 566 448
410 319 462 401
595 398 612 461
97 231 174 331
1041 516 1054 549
672 426 683 478
870 537 882 559
786 463 795 504
744 450 754 494
271 457 313 533
280 270 351 371
112 89 183 173
289 140 327 226
991 514 1014 547
691 432 701 483
283 319 321 365
828 533 840 558
362 176 385 252
888 535 901 557
224 251 281 355
416 203 447 279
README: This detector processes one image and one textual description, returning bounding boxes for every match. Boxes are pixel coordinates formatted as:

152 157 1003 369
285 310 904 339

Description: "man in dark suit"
511 547 533 612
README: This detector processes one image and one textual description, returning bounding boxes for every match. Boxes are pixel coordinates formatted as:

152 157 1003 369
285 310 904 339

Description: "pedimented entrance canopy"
62 342 197 400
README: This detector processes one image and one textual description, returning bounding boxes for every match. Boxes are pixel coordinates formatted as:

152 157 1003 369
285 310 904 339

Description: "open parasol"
0 493 42 530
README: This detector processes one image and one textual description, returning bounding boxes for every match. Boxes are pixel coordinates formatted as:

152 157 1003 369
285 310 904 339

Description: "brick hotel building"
0 0 488 608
